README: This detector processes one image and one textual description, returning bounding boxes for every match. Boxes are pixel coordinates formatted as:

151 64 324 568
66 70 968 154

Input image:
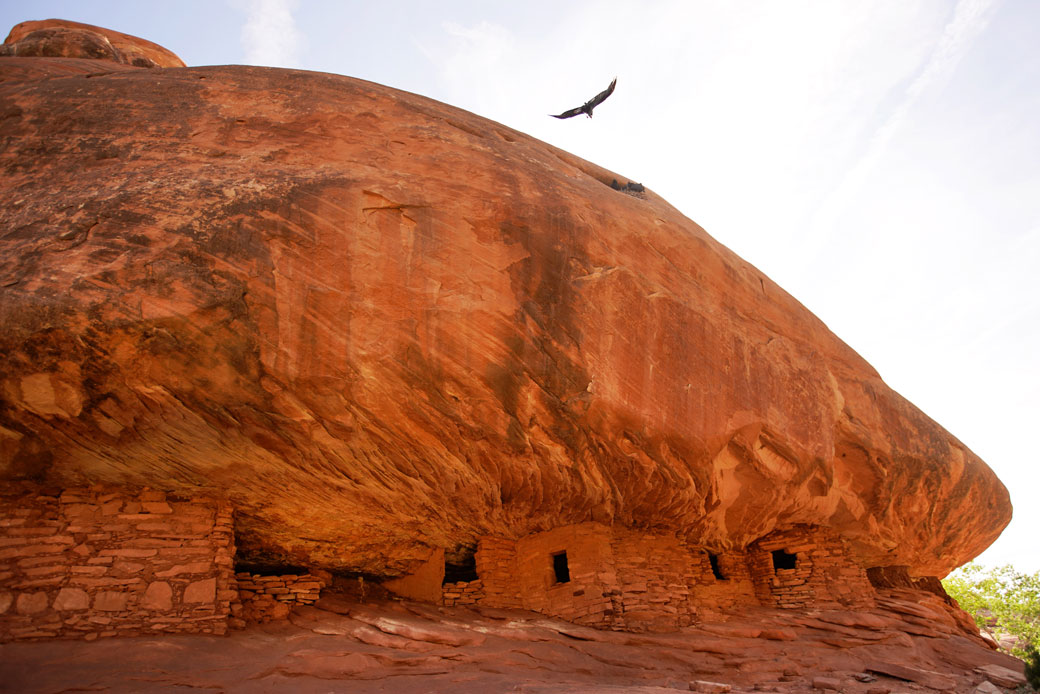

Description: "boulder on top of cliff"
1 19 185 68
0 22 1010 579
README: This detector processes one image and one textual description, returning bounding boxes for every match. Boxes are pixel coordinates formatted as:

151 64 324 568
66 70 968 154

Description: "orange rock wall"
382 548 445 603
748 526 875 610
0 37 1012 581
0 486 234 642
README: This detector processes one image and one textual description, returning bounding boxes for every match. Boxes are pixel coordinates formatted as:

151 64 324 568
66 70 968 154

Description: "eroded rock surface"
1 19 184 68
0 24 1011 580
0 590 1026 693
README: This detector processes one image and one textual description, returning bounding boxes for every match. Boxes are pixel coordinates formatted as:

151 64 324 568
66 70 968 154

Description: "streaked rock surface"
0 588 1026 693
0 22 1010 578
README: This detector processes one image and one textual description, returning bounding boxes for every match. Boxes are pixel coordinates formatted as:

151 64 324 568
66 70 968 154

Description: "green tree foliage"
943 563 1040 659
1025 644 1039 690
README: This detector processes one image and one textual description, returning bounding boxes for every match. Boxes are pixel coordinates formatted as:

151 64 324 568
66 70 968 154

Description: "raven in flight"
551 77 617 119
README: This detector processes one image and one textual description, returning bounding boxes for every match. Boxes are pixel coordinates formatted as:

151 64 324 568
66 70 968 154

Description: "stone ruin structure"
0 483 886 640
430 522 875 631
1 485 234 640
0 20 1013 644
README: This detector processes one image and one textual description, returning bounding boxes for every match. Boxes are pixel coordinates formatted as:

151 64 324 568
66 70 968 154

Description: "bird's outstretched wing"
550 106 585 119
550 77 617 119
586 77 617 110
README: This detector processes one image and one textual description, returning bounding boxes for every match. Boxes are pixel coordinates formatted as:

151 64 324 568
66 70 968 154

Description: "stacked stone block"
748 525 875 609
234 570 330 624
427 523 874 631
610 529 699 631
473 536 521 608
685 549 759 615
514 523 619 628
0 484 235 642
441 578 485 606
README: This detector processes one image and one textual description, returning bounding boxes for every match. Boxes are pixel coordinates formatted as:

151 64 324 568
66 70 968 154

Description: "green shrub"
942 563 1039 659
1024 644 1039 691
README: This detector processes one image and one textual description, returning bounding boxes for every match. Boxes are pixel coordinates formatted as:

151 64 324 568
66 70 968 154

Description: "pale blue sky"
2 0 1037 573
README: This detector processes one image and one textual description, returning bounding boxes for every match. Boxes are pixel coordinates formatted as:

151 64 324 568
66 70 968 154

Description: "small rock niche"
443 548 478 584
771 550 798 572
441 546 485 606
708 552 727 580
552 551 570 584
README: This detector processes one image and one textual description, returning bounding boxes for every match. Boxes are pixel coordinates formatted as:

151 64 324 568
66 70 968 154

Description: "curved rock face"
1 19 185 68
0 27 1010 579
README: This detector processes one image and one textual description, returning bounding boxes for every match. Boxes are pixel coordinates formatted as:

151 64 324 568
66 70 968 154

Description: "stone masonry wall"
514 523 619 628
455 524 859 631
0 485 235 642
608 530 759 632
473 535 521 609
610 529 699 631
422 524 874 631
233 570 331 624
441 579 485 607
748 525 875 609
685 549 759 616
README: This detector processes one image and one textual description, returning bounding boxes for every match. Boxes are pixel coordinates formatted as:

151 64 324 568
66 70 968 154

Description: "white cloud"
434 20 517 115
239 0 303 68
796 0 1000 274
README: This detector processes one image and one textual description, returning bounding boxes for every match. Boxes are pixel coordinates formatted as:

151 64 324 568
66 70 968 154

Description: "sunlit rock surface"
0 22 1010 579
1 18 184 68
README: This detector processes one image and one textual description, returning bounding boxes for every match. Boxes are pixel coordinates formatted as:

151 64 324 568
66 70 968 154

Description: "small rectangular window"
552 551 570 584
771 549 798 571
708 552 726 580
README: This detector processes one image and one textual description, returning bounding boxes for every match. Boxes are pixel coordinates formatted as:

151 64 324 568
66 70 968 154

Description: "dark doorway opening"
771 549 798 571
443 547 478 584
708 552 726 580
552 551 570 584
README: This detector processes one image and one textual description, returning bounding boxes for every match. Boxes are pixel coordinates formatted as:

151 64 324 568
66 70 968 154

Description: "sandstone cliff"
0 21 1010 581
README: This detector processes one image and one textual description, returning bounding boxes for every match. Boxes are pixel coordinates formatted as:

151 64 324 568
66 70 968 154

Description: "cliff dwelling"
0 488 892 641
